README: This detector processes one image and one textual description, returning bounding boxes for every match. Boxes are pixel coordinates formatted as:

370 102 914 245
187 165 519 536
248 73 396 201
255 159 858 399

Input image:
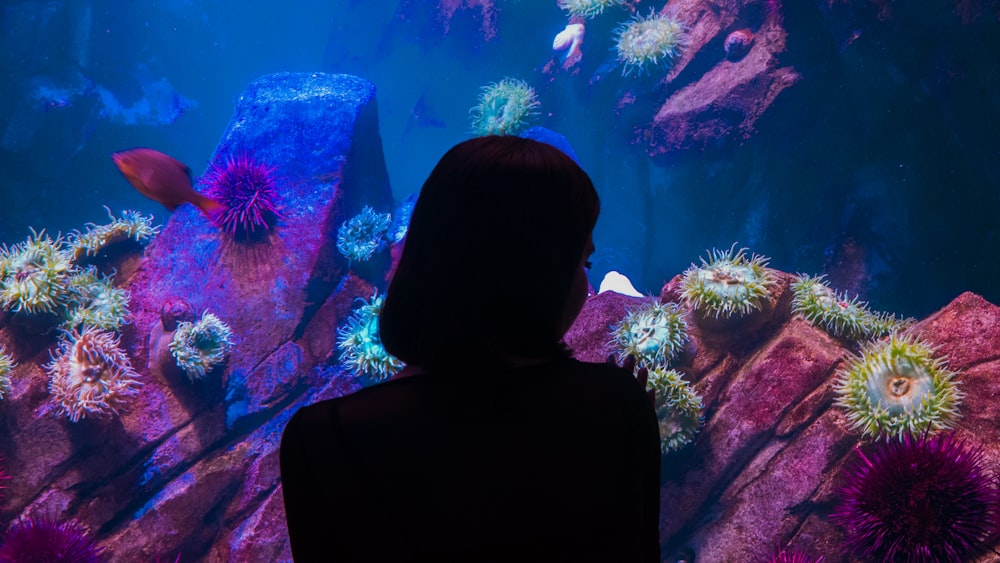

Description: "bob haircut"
380 135 600 372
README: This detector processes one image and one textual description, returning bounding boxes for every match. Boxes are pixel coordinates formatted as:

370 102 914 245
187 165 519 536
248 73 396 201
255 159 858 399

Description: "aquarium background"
2 1 1000 561
2 0 998 319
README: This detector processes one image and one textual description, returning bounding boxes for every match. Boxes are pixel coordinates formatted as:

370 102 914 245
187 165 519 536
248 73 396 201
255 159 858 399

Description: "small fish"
112 148 224 219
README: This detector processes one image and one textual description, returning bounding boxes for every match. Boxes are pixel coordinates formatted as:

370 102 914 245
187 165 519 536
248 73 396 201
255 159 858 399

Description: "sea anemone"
0 229 74 316
0 346 15 401
46 327 142 422
169 311 234 381
680 244 776 320
557 0 624 19
610 301 689 370
68 207 159 261
723 28 755 61
834 333 963 440
336 206 392 263
0 517 105 563
63 268 129 332
831 432 1000 562
203 153 281 239
791 274 912 341
470 78 540 136
614 10 687 76
337 292 403 382
646 368 703 453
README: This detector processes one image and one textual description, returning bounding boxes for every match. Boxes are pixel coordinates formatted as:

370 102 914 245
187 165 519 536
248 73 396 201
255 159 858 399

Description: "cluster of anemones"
645 368 703 453
168 312 235 381
336 292 403 382
791 274 912 341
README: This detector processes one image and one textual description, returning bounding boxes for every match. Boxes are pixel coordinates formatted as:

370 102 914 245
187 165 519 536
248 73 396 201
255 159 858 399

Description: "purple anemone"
831 432 1000 562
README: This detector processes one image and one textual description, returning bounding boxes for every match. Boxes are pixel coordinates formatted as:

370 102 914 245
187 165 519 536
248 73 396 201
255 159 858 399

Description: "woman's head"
380 135 600 371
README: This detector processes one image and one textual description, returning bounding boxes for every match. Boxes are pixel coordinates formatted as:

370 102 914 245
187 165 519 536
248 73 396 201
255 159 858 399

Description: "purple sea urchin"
470 78 540 136
680 244 775 319
832 433 1000 562
615 10 687 76
763 549 821 563
610 301 689 370
46 327 142 422
336 206 392 263
203 153 280 238
646 368 703 453
834 333 963 440
0 517 105 563
337 292 403 382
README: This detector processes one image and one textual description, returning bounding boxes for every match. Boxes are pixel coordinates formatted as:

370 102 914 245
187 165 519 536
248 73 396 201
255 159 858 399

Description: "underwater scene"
1 0 999 561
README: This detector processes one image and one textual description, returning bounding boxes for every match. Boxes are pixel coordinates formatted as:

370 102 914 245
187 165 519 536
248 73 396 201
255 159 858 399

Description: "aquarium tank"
1 0 999 560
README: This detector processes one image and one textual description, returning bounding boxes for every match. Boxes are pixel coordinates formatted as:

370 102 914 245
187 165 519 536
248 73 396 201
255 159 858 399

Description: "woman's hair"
380 135 600 371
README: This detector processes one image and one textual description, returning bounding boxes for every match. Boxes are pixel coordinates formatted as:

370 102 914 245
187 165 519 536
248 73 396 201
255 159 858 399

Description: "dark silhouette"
280 136 661 562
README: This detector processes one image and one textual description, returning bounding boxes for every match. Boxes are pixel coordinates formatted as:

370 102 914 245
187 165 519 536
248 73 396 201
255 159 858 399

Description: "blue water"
2 1 998 318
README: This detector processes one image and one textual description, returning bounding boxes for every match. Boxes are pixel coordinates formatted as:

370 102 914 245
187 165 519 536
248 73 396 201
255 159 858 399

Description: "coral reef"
615 10 687 76
168 312 235 381
0 518 105 563
68 208 159 260
791 274 911 342
46 327 142 422
646 367 703 453
203 153 281 239
557 0 624 19
336 292 403 382
0 346 14 400
610 300 689 370
679 245 775 319
0 230 74 316
336 206 392 262
469 78 540 136
832 432 1000 562
834 333 963 440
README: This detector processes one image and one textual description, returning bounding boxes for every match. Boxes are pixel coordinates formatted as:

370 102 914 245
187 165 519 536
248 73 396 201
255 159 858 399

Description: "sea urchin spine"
832 432 1000 562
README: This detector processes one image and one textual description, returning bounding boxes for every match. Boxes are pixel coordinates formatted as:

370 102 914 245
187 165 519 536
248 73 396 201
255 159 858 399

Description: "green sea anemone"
470 78 540 136
557 0 624 19
63 268 130 331
610 301 689 370
336 206 392 263
680 244 776 319
835 334 963 440
46 327 142 422
791 274 912 341
0 229 74 316
615 10 687 76
169 312 235 381
69 207 159 260
646 368 703 453
0 346 15 401
337 292 403 382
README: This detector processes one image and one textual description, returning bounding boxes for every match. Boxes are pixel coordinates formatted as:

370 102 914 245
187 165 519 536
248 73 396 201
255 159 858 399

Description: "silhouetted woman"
280 135 660 562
